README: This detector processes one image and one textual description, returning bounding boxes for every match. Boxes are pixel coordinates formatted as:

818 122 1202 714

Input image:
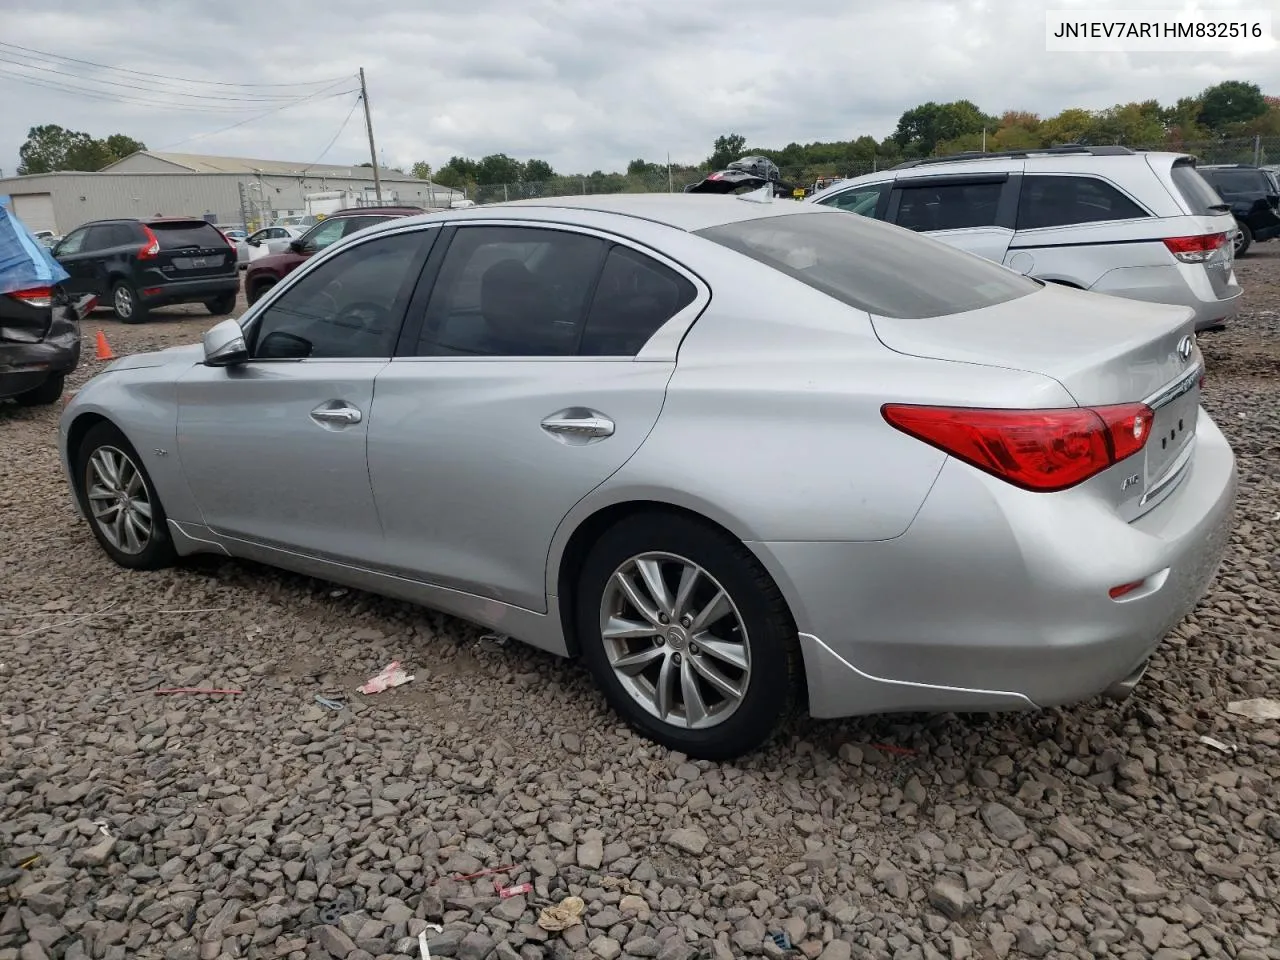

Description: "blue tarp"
0 204 69 296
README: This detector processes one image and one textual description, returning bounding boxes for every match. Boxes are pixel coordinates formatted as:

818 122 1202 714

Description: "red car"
243 207 424 305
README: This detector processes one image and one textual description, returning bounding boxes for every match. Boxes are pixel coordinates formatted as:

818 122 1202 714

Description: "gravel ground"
2 254 1279 960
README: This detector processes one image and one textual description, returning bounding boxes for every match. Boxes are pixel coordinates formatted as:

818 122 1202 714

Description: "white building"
0 151 462 235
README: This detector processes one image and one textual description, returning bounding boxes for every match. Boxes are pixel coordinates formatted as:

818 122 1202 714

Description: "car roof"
326 206 424 217
389 193 821 233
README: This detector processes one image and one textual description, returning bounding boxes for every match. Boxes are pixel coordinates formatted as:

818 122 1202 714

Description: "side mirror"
257 330 312 359
245 237 260 247
203 318 249 366
288 239 306 254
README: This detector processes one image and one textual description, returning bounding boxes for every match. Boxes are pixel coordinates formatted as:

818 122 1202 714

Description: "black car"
1196 164 1280 257
1 284 94 406
52 217 239 323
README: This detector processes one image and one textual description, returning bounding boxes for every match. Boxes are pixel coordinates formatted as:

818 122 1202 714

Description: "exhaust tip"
1102 660 1150 702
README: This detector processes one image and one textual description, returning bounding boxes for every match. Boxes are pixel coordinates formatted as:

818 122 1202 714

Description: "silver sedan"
58 195 1236 759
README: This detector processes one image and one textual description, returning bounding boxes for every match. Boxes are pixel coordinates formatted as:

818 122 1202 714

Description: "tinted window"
895 181 1003 232
149 221 227 250
696 211 1038 320
415 226 606 357
55 228 88 255
107 223 140 247
251 230 427 360
819 183 889 218
1016 175 1148 229
83 225 117 252
301 215 392 253
579 246 698 356
1201 169 1268 194
1170 162 1227 215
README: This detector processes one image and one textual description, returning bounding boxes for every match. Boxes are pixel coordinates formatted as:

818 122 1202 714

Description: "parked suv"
807 145 1241 331
52 217 239 323
243 207 424 305
1196 163 1280 257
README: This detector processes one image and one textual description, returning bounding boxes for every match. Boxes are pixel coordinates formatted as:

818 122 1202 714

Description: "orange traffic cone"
95 330 115 361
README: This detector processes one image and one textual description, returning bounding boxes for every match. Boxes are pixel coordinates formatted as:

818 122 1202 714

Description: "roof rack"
891 144 1135 170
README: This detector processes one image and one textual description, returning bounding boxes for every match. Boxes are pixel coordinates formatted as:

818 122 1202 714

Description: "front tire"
575 512 799 760
1234 221 1253 258
14 373 65 407
205 292 237 315
247 278 276 305
74 422 176 570
111 281 147 324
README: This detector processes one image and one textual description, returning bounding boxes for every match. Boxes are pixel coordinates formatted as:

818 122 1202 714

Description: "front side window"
414 226 607 357
1016 175 1148 230
895 181 1003 232
250 230 428 360
55 228 88 256
696 211 1038 320
299 218 348 253
818 182 889 218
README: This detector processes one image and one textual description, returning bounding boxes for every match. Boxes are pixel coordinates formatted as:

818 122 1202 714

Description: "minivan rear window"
695 210 1038 319
1169 162 1228 216
148 220 229 250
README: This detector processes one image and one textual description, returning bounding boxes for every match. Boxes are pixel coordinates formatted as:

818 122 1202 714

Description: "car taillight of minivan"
137 225 161 260
881 403 1154 493
6 286 53 309
1163 232 1228 263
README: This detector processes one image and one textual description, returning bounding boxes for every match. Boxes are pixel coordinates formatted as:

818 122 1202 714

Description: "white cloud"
1 0 1276 177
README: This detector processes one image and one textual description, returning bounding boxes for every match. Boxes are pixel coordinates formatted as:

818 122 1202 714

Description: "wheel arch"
552 498 802 668
66 411 113 512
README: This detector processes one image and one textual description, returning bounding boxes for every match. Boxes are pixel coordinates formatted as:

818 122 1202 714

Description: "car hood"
103 342 204 373
250 250 304 271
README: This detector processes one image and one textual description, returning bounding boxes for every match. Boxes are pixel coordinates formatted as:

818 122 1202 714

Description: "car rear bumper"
140 276 238 307
0 316 82 399
751 407 1237 719
1087 263 1242 331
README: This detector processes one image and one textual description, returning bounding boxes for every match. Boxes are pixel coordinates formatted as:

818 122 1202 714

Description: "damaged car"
1 206 93 407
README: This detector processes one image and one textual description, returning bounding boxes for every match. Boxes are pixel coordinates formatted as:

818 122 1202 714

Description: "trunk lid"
869 283 1203 518
148 220 236 279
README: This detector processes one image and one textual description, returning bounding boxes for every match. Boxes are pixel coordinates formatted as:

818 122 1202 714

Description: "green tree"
1197 81 1267 131
475 153 523 184
891 100 994 155
1037 108 1094 146
411 160 433 179
522 158 555 182
17 125 146 175
707 133 746 169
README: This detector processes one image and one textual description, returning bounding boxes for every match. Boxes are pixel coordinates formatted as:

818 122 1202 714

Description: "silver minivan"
807 145 1242 331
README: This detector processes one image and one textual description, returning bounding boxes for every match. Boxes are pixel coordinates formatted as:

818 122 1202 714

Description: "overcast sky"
1 0 1277 178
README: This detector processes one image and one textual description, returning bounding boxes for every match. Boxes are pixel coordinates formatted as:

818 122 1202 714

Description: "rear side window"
894 181 1003 232
696 211 1038 320
149 221 228 250
818 183 889 218
1170 162 1227 216
579 245 698 356
1016 175 1148 229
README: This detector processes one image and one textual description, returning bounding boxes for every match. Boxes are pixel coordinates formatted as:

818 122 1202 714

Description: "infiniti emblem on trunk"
1176 335 1195 362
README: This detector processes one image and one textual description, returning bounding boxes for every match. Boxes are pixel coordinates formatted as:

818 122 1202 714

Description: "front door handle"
310 402 362 426
541 412 615 440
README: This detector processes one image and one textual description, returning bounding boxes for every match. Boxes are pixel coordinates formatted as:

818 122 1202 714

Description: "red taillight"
1109 580 1146 599
6 285 53 308
1163 232 1228 263
138 225 160 260
881 402 1154 493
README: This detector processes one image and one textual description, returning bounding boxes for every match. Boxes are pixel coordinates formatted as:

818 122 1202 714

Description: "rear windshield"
1201 168 1268 194
1169 162 1227 215
148 221 228 249
694 210 1038 319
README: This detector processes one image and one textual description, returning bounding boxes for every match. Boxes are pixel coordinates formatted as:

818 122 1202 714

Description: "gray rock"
666 828 708 856
69 836 116 868
927 879 969 919
590 937 623 960
1014 924 1053 958
817 942 852 960
979 803 1026 842
458 932 497 960
577 837 603 870
316 925 358 957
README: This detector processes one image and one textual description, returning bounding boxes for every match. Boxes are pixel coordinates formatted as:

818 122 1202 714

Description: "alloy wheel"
114 286 134 319
85 445 153 555
598 552 751 729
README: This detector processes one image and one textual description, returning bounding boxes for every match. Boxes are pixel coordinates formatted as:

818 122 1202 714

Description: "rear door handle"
541 412 615 440
310 402 362 426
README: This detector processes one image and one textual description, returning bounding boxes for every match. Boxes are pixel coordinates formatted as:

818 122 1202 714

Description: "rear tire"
111 281 147 324
575 512 800 761
247 278 276 306
73 422 176 570
205 292 237 315
13 373 65 407
1234 221 1253 258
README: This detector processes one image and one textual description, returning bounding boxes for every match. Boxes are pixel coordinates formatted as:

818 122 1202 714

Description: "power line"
155 83 359 150
0 40 351 89
302 92 365 171
0 67 261 112
0 53 336 102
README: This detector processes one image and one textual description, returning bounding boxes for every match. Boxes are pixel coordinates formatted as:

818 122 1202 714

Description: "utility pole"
667 153 673 193
359 67 383 204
